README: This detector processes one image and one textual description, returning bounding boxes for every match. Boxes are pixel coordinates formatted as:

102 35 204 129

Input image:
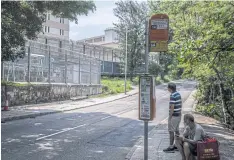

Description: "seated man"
175 114 206 160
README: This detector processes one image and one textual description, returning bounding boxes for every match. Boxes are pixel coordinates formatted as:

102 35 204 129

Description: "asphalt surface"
1 80 196 160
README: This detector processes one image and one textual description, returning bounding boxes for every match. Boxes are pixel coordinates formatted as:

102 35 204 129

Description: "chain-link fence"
2 41 101 84
71 41 123 75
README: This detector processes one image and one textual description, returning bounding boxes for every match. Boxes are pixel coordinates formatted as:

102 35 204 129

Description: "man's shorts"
168 115 181 132
189 143 197 156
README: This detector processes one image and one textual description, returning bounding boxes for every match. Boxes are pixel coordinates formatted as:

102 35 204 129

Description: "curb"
1 91 139 123
70 96 88 101
125 124 159 160
1 111 59 123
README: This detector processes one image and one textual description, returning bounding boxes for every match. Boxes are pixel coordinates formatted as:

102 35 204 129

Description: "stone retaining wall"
1 83 102 106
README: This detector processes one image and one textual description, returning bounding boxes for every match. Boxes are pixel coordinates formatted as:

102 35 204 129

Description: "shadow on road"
2 110 154 160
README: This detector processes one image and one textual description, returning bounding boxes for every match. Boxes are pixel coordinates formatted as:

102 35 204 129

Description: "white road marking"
34 123 42 126
36 124 86 141
36 109 134 141
101 116 112 120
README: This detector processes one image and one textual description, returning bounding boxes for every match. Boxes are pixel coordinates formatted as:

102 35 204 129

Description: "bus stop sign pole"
144 120 148 160
139 74 155 160
144 17 150 160
141 13 168 160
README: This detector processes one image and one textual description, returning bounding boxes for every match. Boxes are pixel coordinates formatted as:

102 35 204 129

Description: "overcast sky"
69 0 118 41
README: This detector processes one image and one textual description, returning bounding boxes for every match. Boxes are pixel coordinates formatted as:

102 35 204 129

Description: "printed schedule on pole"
151 19 168 30
139 77 151 120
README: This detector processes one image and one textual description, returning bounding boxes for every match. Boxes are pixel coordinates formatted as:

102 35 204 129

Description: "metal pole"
103 48 105 73
107 49 109 62
99 60 101 84
48 46 51 83
90 58 92 84
27 46 31 83
124 27 128 95
13 63 15 82
79 55 81 84
65 51 67 84
144 18 149 160
144 121 148 160
7 63 10 81
1 62 4 80
83 44 86 54
145 18 149 74
112 50 114 75
94 46 96 58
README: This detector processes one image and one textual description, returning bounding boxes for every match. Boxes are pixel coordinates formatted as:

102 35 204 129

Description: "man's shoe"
163 147 175 153
174 146 179 151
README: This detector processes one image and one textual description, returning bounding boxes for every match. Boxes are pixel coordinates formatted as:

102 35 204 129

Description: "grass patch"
1 81 31 87
101 77 133 96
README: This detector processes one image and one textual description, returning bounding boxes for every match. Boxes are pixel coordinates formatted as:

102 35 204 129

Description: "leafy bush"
155 76 164 85
164 75 171 83
196 104 222 121
132 76 139 85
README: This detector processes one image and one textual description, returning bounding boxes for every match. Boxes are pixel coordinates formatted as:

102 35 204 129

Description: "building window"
47 13 50 20
94 37 103 42
59 41 62 48
60 29 64 35
60 18 64 24
44 26 50 33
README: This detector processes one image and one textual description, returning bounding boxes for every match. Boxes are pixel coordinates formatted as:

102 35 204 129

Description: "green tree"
1 1 96 62
149 1 234 127
158 52 176 80
148 60 161 76
113 0 148 81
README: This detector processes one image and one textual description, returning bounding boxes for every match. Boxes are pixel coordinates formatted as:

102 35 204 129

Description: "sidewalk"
1 87 138 123
126 91 234 160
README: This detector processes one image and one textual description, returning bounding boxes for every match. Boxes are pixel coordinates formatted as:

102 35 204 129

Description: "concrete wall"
1 84 102 107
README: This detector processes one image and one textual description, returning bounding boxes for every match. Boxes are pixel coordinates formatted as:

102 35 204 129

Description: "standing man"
163 83 182 152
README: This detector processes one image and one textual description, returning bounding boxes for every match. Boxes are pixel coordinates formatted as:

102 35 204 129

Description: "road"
1 80 196 160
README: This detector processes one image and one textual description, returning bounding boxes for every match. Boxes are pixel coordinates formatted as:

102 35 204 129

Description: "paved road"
1 80 196 160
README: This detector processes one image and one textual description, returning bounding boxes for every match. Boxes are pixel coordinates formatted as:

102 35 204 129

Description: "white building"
33 12 71 50
41 12 69 40
77 28 119 49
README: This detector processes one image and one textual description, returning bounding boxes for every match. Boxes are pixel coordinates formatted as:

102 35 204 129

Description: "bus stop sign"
139 75 156 121
149 14 169 52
